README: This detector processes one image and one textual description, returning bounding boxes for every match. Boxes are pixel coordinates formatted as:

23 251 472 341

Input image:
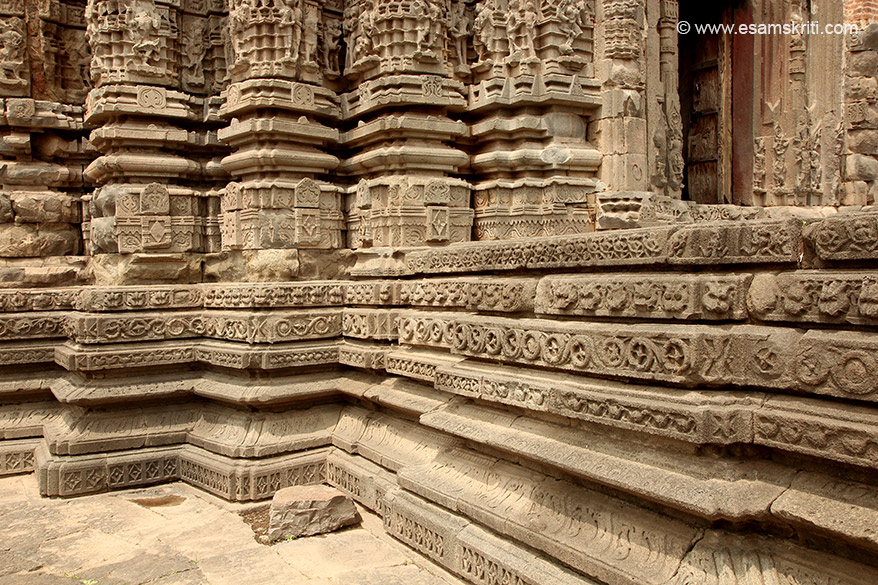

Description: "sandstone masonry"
0 1 875 585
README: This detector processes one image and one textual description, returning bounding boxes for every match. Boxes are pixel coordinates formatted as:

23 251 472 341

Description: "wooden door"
686 33 721 204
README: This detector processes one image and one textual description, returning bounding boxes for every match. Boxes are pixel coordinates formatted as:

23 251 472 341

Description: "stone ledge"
385 347 467 383
771 470 878 553
396 457 699 585
8 395 878 562
332 407 460 473
338 340 390 370
326 448 397 516
667 530 877 585
434 361 757 444
36 442 329 501
2 267 878 336
419 401 794 522
404 227 673 275
54 339 340 374
804 211 878 262
41 402 341 459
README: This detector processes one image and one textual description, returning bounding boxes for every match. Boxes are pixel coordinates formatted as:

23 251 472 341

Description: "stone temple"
0 0 876 582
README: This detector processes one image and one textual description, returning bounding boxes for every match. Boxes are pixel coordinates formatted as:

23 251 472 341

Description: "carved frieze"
434 361 755 444
203 282 345 308
667 220 802 265
342 308 399 341
402 312 804 391
405 227 672 275
804 212 878 261
668 530 877 585
63 309 341 344
77 285 202 312
536 273 750 320
399 278 537 313
338 339 387 370
749 271 878 326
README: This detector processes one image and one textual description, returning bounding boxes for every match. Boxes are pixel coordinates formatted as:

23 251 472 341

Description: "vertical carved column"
467 0 603 240
218 0 343 258
648 0 682 200
594 0 649 229
83 0 227 283
842 1 877 206
342 0 472 253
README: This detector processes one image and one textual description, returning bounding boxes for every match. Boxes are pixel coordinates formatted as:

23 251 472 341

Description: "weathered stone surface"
0 258 87 289
771 471 878 551
267 484 361 540
10 192 80 224
0 5 875 585
203 250 301 283
87 254 203 286
0 223 79 258
417 402 793 523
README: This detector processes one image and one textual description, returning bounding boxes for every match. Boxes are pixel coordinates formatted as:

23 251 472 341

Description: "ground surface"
0 474 465 585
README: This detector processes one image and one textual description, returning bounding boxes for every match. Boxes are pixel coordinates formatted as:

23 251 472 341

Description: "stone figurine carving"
0 17 25 89
506 0 538 62
472 1 495 62
557 0 594 54
323 18 342 75
61 28 93 92
279 0 303 62
127 0 163 68
411 0 443 56
448 0 470 67
302 3 320 67
182 17 207 87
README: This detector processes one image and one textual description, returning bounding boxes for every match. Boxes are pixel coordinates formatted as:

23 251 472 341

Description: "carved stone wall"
81 0 230 284
0 216 877 585
0 3 875 585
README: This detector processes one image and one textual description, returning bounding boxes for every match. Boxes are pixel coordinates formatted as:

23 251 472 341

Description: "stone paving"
0 474 465 585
